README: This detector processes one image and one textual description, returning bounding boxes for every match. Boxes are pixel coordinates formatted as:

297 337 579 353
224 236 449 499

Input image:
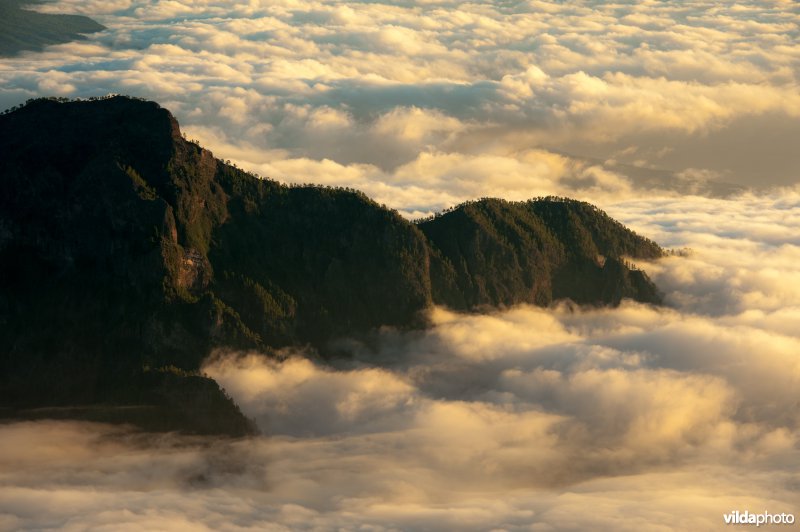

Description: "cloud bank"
1 0 799 215
2 1 798 528
2 194 798 530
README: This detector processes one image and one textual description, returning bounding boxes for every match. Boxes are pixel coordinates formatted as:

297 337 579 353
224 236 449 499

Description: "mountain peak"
1 96 182 186
4 95 174 127
0 97 665 434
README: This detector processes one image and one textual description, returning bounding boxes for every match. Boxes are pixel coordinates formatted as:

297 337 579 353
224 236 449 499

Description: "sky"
1 1 799 530
0 0 799 216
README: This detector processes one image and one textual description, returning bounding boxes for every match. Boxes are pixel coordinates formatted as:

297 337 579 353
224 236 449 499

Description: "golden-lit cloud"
2 2 799 529
2 195 798 529
2 0 799 211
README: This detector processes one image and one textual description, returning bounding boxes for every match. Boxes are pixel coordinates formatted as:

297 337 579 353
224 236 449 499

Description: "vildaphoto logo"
723 510 795 526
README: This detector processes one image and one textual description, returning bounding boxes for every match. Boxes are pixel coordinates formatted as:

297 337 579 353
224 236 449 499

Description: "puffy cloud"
3 0 800 206
3 3 800 529
3 195 798 529
204 354 418 436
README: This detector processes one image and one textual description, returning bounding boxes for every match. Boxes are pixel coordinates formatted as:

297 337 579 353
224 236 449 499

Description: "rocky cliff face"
0 96 664 434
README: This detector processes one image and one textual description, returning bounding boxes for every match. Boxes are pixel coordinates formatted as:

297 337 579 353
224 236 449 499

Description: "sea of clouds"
1 0 799 216
1 194 798 530
1 1 799 529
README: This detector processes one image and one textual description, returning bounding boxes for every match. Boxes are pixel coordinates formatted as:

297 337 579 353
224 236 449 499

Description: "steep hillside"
419 198 662 309
0 96 664 433
0 0 104 56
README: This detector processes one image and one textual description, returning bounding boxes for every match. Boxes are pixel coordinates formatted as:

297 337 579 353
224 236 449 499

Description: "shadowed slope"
0 0 104 56
0 96 663 433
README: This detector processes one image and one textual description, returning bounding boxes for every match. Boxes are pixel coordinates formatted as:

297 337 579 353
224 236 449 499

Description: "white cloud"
3 0 800 202
3 195 793 529
3 3 800 529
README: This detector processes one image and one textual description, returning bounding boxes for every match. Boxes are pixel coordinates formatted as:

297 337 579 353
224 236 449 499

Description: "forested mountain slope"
0 96 664 434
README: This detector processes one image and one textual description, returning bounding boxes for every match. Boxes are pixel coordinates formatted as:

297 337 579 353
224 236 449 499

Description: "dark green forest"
0 96 664 434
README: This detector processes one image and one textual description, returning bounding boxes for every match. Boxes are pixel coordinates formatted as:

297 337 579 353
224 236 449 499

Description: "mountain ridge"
0 96 665 435
0 0 105 56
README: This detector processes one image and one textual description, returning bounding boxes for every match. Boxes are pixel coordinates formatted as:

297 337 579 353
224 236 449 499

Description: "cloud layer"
2 2 798 528
1 0 799 215
2 194 799 530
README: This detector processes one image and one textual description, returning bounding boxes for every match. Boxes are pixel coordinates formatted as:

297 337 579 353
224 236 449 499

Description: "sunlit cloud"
2 1 799 529
2 195 798 529
2 0 799 211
